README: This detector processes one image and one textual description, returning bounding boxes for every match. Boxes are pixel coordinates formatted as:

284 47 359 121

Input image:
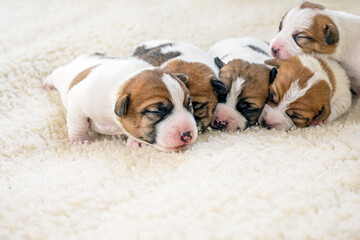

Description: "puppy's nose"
271 47 280 58
213 119 228 130
260 119 273 130
180 131 192 143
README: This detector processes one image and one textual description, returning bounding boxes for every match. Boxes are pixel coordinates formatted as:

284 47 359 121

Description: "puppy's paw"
70 135 91 144
42 81 56 91
126 137 142 148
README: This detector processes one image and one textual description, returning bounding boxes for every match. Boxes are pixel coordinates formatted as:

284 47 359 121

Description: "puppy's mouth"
153 143 189 152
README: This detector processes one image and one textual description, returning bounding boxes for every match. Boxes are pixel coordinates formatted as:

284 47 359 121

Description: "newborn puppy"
208 37 277 130
259 54 352 130
270 1 360 93
43 54 197 152
130 40 227 131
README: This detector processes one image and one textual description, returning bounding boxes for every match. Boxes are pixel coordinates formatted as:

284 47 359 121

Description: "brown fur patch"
116 69 190 144
300 1 325 10
268 56 332 127
219 59 271 125
295 14 338 54
69 65 99 91
132 43 181 66
162 60 218 130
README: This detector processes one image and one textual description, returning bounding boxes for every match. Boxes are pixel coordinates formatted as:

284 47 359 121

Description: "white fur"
259 54 352 130
133 40 219 75
208 37 270 64
270 3 360 90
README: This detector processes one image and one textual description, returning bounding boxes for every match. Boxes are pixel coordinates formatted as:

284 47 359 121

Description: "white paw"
126 137 143 148
70 135 91 144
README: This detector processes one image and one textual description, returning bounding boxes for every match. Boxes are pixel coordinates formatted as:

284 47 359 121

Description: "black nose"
180 131 192 143
271 47 280 57
213 119 227 130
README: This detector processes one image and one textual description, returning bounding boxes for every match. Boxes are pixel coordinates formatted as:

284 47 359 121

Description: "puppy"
130 40 227 131
259 54 352 130
43 54 198 152
208 37 277 130
270 1 360 93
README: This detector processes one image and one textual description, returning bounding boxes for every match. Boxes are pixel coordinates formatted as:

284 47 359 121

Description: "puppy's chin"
153 144 188 152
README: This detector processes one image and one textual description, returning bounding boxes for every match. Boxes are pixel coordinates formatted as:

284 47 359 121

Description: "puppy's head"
259 55 332 130
162 60 227 131
115 69 198 151
270 1 339 59
210 58 274 131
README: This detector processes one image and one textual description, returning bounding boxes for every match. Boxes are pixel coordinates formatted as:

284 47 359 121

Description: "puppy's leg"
66 104 91 143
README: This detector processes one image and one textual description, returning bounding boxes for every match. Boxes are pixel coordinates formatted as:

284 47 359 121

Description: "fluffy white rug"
1 0 360 239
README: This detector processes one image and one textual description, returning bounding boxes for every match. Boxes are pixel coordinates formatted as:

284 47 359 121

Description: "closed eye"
192 101 209 119
142 103 172 122
293 33 314 46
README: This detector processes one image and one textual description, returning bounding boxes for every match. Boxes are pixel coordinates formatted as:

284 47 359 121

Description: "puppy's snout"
260 118 272 129
271 47 280 58
213 119 228 130
180 131 192 143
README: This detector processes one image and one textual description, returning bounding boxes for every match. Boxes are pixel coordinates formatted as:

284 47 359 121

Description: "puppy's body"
131 40 227 131
208 37 274 130
270 1 360 92
259 54 352 130
44 54 198 151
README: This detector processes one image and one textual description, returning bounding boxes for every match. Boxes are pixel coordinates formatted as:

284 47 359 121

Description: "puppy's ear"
214 57 225 69
114 94 131 117
210 78 227 96
174 73 188 83
265 59 282 68
324 24 339 45
314 104 331 123
269 68 277 85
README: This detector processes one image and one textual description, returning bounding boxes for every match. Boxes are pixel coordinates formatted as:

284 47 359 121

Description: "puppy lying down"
43 54 198 152
208 37 276 130
130 40 227 131
259 54 352 130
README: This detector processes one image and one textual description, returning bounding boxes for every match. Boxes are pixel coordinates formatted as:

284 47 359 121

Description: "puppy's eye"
293 33 314 46
268 89 278 105
236 100 250 110
142 103 172 122
192 101 208 119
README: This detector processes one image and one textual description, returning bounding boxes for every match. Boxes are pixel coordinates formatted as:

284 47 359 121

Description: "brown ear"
114 94 131 117
174 73 188 83
324 24 339 45
265 59 283 68
314 104 331 123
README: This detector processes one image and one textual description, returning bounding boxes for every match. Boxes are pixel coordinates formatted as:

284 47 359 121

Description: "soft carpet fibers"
1 0 360 239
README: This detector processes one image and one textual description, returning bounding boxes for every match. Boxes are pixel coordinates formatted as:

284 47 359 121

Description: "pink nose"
271 47 280 58
260 118 273 130
180 131 193 143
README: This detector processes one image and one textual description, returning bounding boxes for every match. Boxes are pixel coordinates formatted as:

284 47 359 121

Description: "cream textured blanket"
1 0 360 239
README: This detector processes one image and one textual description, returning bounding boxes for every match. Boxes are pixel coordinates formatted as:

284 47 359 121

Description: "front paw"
70 135 91 144
126 137 142 148
311 120 327 126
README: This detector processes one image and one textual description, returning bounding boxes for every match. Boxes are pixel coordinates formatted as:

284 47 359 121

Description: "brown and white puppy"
130 40 227 131
43 54 197 152
208 37 277 130
259 54 352 130
270 1 360 93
